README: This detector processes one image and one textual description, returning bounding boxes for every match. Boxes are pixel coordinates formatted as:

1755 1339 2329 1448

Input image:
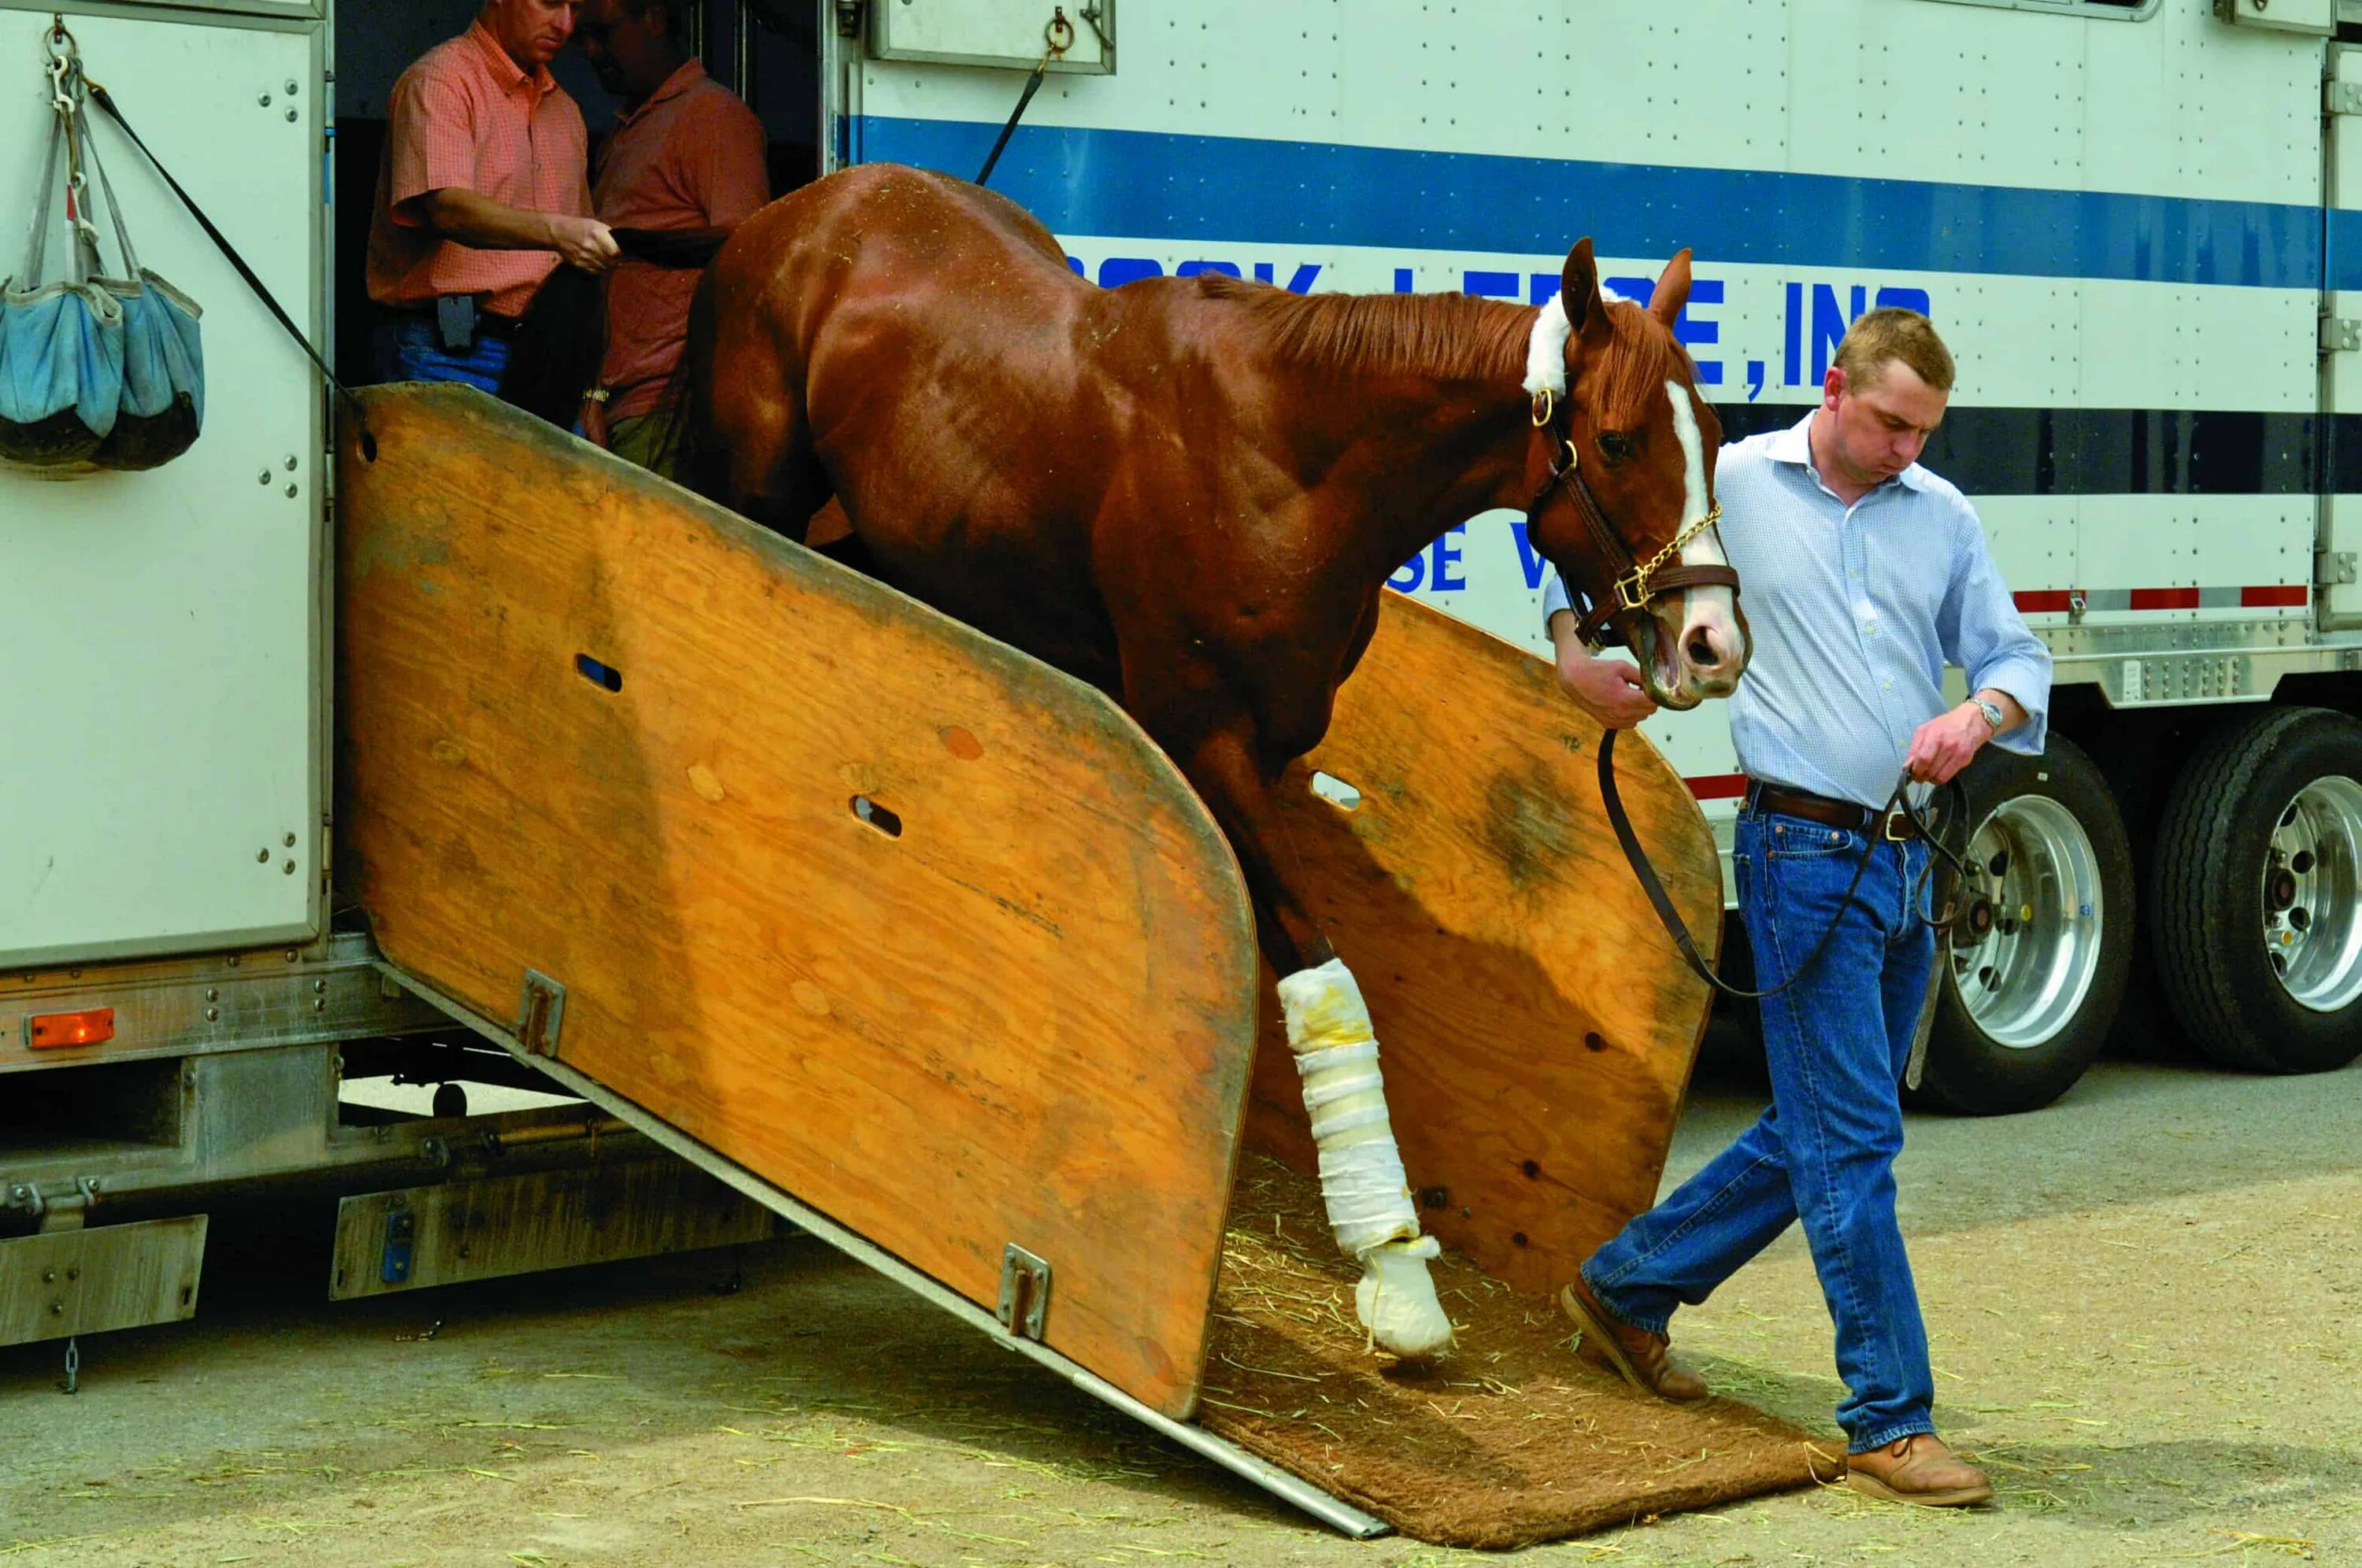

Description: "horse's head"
1524 240 1750 711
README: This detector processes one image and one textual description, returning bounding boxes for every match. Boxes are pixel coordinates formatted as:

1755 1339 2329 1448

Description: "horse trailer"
2 0 2358 1481
820 0 2362 1112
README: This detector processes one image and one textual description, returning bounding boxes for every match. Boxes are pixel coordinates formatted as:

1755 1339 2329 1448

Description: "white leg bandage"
1278 958 1453 1358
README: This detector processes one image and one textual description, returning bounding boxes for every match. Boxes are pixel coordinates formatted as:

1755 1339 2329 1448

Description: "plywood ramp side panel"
335 386 1260 1419
1246 594 1720 1297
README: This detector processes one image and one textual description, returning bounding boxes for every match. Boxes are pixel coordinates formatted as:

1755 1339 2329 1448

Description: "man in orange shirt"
366 0 621 390
576 0 768 474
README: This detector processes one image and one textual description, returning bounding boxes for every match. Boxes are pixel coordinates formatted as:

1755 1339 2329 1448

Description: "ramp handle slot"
851 795 903 838
574 653 624 693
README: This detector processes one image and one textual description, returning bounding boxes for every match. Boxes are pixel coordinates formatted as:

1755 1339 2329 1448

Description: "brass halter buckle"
1615 501 1724 610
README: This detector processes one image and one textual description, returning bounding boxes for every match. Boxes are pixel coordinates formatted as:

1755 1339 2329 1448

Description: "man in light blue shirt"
1547 310 2049 1508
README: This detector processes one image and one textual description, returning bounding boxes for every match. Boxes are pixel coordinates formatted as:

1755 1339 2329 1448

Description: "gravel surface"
4 1056 2357 1567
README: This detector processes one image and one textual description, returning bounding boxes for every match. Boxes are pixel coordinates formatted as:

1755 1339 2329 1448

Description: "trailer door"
2323 42 2362 627
0 4 325 966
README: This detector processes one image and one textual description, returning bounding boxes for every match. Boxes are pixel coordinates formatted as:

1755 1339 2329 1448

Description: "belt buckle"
1883 808 1912 843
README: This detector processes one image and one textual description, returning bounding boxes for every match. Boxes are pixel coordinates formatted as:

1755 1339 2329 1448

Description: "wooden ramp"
1249 590 1724 1295
335 387 1806 1543
336 386 1259 1422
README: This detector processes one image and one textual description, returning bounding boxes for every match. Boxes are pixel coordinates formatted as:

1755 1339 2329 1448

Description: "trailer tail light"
24 1008 115 1049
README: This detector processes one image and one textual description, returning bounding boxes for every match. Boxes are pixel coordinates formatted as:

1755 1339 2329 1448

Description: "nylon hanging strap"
81 77 366 433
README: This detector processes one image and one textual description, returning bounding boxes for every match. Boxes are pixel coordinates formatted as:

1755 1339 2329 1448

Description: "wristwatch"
1971 696 2006 731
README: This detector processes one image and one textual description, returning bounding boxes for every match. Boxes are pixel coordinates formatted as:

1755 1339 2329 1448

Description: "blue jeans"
370 316 511 391
1583 808 1938 1452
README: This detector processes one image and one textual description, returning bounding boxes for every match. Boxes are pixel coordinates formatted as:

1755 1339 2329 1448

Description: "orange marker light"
25 1008 115 1049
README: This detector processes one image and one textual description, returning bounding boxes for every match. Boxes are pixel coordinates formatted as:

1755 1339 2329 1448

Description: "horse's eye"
1597 431 1635 464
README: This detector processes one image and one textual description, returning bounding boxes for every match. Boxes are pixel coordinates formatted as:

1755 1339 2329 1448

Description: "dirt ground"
5 1052 2359 1568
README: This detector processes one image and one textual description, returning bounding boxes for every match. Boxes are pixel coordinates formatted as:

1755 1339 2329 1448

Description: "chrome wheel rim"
1948 796 2105 1049
2261 775 2362 1014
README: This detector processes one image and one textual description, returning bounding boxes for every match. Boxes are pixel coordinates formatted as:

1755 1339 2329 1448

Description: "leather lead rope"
1595 727 1975 1002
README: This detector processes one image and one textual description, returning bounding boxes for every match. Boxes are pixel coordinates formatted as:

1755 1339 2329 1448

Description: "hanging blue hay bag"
91 268 202 470
3 35 204 472
0 276 124 465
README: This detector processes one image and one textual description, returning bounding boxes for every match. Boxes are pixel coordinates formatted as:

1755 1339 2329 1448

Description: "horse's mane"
1194 272 1689 420
1194 272 1530 384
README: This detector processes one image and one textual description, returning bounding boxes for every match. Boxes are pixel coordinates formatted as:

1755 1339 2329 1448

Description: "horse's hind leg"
1171 721 1454 1360
711 397 835 544
686 310 835 541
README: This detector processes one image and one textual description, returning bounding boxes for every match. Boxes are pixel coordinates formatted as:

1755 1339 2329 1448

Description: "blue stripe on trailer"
853 116 2336 292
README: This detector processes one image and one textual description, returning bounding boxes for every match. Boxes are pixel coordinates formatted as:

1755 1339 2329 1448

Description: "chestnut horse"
678 162 1748 1355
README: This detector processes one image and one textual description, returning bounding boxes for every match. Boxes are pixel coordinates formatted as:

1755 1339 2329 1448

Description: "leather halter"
1524 387 1742 650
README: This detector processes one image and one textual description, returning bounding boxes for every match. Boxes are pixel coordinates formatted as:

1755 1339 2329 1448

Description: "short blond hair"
1834 308 1954 394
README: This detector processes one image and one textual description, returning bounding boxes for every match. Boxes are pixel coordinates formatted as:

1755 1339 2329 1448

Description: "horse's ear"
1560 239 1610 345
1650 250 1694 329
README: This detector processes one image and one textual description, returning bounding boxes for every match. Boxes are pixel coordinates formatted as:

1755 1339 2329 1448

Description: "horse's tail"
650 266 720 498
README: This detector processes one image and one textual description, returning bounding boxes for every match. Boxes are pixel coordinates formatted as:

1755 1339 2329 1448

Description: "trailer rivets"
313 979 327 993
313 998 327 1011
257 848 269 863
283 457 297 473
285 483 298 497
258 93 271 107
204 988 218 1002
257 469 270 484
284 832 297 847
205 1007 219 1022
286 109 297 123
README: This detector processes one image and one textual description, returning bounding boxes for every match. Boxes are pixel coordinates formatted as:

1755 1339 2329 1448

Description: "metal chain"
1633 503 1723 586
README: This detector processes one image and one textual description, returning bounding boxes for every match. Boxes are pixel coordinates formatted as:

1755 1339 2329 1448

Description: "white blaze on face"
1664 378 1741 689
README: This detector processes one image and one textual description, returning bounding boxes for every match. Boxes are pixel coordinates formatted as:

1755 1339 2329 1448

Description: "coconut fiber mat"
1196 1156 1832 1548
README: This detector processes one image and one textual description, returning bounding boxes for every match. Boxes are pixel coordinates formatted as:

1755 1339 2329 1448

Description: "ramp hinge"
517 970 567 1057
2331 79 2362 115
2323 315 2362 354
2319 549 2356 587
997 1244 1051 1341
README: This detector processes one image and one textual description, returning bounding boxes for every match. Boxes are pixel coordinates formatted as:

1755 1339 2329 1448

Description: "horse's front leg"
1175 723 1454 1359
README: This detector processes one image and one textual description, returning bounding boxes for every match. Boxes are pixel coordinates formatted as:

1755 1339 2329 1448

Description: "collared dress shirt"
1546 410 2052 810
592 58 768 422
366 20 591 320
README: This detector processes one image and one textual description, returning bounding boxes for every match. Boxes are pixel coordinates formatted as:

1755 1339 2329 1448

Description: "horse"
676 162 1749 1357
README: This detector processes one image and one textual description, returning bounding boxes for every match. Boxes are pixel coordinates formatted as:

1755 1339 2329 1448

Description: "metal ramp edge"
375 958 1390 1541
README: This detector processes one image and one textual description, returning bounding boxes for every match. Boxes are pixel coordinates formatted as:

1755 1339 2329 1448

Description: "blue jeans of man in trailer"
1581 807 1939 1452
370 316 511 392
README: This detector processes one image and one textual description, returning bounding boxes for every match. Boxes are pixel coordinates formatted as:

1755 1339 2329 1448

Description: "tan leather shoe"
1845 1433 1994 1507
1557 1277 1707 1402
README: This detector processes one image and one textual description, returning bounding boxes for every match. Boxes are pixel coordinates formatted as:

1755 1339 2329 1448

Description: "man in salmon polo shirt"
575 0 768 475
365 0 621 390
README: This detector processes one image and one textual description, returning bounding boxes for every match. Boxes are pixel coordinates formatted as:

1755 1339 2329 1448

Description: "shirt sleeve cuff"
1973 659 2051 758
1541 572 1572 636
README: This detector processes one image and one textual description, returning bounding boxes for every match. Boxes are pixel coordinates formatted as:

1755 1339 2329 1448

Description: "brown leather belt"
1746 779 1919 842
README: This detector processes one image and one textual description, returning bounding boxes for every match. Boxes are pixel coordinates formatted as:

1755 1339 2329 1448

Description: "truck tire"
2152 705 2362 1074
1915 734 2133 1115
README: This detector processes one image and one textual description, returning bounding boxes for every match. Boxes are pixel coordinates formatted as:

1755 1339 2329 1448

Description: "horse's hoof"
1357 1236 1453 1358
